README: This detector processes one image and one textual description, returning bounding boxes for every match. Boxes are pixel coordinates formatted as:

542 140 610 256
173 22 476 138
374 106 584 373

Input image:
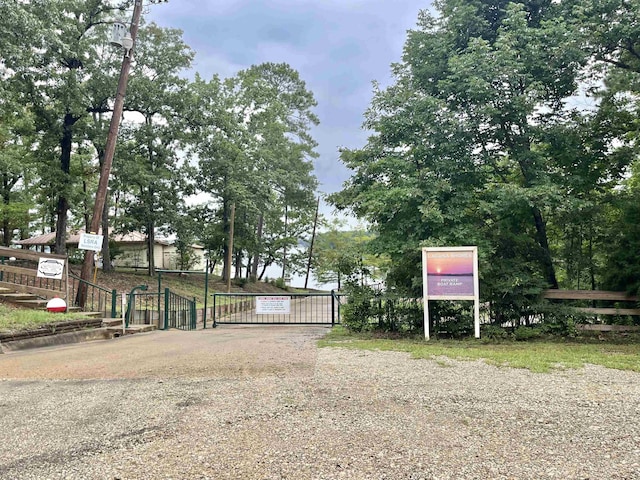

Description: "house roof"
16 231 172 247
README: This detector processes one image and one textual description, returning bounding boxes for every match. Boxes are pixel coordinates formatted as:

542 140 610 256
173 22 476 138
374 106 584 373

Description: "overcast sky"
147 0 431 205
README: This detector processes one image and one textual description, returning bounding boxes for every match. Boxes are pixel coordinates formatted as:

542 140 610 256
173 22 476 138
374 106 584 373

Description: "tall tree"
329 0 634 323
192 63 319 281
1 0 128 253
111 23 195 276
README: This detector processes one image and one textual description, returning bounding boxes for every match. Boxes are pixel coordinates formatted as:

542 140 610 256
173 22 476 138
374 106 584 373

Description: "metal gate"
123 289 197 331
212 292 343 326
164 288 197 330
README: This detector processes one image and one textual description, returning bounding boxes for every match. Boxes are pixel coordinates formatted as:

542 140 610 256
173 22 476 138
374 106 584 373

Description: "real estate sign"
422 247 480 340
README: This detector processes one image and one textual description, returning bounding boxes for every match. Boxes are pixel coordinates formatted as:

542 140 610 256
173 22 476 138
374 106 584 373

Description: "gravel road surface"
0 326 639 479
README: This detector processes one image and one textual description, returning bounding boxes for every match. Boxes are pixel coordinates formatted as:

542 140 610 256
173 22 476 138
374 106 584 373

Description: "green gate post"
212 294 217 328
192 297 197 330
157 272 162 327
125 285 148 328
203 259 209 329
164 287 170 330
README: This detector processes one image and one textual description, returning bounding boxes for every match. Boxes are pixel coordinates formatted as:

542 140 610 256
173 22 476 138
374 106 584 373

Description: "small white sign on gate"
256 296 291 315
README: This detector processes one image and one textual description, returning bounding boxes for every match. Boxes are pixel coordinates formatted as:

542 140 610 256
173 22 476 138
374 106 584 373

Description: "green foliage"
480 325 510 341
312 224 387 289
232 277 249 288
329 0 640 327
429 301 475 339
514 326 542 341
600 164 640 296
269 277 288 290
340 284 379 333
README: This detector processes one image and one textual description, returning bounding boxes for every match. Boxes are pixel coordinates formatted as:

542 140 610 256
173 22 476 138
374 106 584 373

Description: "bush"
481 325 510 340
514 326 542 341
269 277 288 290
233 277 249 288
341 284 380 332
540 317 577 337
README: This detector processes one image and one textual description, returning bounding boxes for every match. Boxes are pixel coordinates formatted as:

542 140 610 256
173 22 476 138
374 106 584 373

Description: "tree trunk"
147 221 156 277
532 206 558 289
101 197 112 272
221 198 230 281
251 213 264 279
304 197 320 289
83 180 90 232
259 262 268 281
55 112 77 255
234 250 242 278
281 204 288 280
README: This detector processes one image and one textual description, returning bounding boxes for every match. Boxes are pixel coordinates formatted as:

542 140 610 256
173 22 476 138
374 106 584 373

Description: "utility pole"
77 0 144 307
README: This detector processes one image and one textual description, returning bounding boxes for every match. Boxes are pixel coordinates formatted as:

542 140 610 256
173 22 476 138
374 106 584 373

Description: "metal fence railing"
164 288 197 330
68 273 118 318
212 292 342 327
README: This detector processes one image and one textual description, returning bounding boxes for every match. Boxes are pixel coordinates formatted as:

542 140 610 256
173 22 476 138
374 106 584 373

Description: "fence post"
157 272 162 327
192 297 197 330
111 289 117 318
331 290 336 327
125 285 147 328
203 259 209 329
213 294 217 328
164 287 170 330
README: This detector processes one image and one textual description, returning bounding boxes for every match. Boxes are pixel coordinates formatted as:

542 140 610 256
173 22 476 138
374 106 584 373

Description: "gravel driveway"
0 326 639 479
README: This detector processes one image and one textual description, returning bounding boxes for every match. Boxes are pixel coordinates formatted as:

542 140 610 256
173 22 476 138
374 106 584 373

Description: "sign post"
422 246 480 340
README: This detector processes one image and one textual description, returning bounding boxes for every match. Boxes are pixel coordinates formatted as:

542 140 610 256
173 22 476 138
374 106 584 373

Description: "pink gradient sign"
422 246 480 340
425 250 475 297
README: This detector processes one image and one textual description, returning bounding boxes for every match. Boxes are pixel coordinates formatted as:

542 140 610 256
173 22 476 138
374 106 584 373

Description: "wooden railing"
0 246 68 300
543 289 640 331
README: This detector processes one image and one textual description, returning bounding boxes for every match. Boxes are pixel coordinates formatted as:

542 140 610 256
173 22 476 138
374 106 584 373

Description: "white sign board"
422 246 480 340
78 233 104 252
37 258 65 280
256 296 291 315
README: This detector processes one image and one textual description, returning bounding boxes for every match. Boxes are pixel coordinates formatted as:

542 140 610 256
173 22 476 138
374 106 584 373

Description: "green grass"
0 304 91 332
319 326 640 373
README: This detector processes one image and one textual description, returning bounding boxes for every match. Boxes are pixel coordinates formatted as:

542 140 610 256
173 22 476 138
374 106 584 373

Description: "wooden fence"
542 289 640 331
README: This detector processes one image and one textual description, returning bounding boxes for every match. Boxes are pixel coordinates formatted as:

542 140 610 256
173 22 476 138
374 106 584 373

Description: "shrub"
341 284 380 332
514 325 542 341
481 324 510 340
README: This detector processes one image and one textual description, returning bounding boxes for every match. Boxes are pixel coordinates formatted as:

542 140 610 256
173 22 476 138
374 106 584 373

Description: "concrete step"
106 324 156 336
102 318 123 327
0 293 39 301
15 299 49 309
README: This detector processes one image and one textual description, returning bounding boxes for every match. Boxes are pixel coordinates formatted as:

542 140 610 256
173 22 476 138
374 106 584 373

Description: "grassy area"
91 270 295 308
319 326 640 373
0 304 90 333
